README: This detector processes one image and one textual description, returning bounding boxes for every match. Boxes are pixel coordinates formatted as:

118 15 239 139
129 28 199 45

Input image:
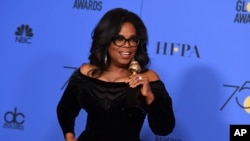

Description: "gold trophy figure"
128 60 141 78
127 60 141 105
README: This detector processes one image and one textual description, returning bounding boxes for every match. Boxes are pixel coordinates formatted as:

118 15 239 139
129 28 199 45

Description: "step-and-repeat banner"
1 0 250 141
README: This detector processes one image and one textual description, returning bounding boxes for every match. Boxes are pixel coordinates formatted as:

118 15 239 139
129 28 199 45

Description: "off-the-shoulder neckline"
76 69 161 85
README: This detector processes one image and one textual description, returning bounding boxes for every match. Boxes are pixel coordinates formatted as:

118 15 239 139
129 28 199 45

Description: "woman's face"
108 22 138 67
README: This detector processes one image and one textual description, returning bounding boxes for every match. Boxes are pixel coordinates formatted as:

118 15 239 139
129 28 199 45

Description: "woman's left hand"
126 74 155 104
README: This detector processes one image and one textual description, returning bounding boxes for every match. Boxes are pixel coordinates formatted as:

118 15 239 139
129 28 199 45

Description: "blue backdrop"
1 0 250 141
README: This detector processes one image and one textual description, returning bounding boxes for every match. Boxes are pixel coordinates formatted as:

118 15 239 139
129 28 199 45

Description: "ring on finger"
138 76 142 80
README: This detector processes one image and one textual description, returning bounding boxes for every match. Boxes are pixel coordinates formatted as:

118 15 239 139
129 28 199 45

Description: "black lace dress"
57 69 175 141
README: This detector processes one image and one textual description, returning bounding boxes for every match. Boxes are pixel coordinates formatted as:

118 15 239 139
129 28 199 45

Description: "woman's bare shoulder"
79 63 96 75
143 69 160 81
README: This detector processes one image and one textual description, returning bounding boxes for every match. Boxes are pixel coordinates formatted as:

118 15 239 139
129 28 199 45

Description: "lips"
119 51 131 59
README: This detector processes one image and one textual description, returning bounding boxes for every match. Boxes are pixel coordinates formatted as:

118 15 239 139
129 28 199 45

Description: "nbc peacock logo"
15 24 34 44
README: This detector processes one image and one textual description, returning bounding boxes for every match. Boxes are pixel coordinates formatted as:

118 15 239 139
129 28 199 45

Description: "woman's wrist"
145 92 155 105
65 132 76 141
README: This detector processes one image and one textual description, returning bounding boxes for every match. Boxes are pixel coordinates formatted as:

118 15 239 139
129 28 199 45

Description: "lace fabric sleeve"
147 81 175 136
56 69 82 136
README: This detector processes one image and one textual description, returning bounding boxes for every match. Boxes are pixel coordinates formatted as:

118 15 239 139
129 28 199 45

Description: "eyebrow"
116 34 138 38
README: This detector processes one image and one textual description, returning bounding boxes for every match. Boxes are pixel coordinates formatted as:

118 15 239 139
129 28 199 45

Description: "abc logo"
4 107 25 125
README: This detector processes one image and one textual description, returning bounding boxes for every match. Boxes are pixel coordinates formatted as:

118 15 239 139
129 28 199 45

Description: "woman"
57 8 175 141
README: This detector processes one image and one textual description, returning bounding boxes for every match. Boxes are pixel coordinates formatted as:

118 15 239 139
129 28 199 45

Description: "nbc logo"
15 24 34 44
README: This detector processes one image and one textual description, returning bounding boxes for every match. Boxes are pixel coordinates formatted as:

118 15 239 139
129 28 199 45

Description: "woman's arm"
147 80 175 136
127 70 175 135
57 70 82 138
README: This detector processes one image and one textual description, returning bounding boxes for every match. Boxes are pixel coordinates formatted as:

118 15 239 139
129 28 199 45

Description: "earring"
104 54 107 64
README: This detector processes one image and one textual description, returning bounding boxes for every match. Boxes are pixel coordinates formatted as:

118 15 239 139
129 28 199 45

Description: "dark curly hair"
88 8 150 77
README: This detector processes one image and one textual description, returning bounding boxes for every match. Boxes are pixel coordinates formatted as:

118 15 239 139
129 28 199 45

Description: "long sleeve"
56 70 82 136
147 81 175 136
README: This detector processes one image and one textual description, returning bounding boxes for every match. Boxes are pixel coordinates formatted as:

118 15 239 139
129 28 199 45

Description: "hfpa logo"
156 42 200 58
15 24 34 44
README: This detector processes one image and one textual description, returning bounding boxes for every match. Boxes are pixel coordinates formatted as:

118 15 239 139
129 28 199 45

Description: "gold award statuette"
129 61 141 78
127 60 142 107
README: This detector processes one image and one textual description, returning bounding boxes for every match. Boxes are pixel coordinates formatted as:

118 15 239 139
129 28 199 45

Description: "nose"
123 40 130 48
